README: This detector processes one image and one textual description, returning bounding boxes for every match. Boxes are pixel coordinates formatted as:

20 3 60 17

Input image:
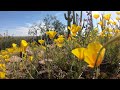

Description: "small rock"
26 46 33 56
45 59 53 62
39 60 45 65
9 56 22 62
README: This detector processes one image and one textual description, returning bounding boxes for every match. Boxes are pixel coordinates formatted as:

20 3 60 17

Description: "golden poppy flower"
84 42 105 68
0 50 8 56
20 40 28 52
56 43 63 47
6 48 14 53
57 37 64 43
38 39 45 45
116 11 120 15
12 43 17 48
54 40 64 47
54 35 64 47
5 59 9 62
0 71 5 79
72 48 85 60
93 13 100 19
3 55 9 59
103 14 111 20
21 40 28 47
116 16 120 20
68 24 81 36
0 64 6 72
46 31 57 39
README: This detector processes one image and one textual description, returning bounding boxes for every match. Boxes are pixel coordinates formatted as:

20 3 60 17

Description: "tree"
52 19 66 35
28 23 39 42
28 14 66 40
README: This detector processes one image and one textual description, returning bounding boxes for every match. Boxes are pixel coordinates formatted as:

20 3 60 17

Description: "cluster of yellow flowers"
38 40 45 45
68 24 81 36
45 30 65 47
0 64 6 79
0 40 34 78
93 12 120 39
46 30 57 39
116 11 120 21
94 12 118 27
99 28 120 38
38 23 107 69
54 35 65 47
1 11 120 79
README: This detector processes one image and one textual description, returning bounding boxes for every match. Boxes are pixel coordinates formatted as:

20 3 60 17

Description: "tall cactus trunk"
90 11 93 30
64 11 73 38
73 11 76 24
76 13 78 25
78 11 83 36
80 11 82 26
102 14 106 31
100 13 105 31
68 18 71 37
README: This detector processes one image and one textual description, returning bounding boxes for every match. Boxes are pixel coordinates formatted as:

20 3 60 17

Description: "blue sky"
0 11 66 36
0 11 118 36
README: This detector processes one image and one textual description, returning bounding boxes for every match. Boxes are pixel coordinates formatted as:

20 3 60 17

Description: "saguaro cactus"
100 14 106 31
89 11 93 30
73 11 76 24
76 13 79 25
80 11 82 26
64 11 73 37
86 11 93 31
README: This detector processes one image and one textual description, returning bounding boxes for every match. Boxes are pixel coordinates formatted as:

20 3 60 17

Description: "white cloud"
18 20 46 36
55 12 63 17
25 23 33 27
15 26 29 36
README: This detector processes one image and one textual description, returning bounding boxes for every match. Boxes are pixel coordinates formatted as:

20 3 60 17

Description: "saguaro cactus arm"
64 11 73 22
64 11 73 38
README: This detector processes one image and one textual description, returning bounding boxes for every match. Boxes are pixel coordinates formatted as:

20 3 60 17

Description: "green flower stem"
23 61 34 79
21 51 34 79
30 62 39 74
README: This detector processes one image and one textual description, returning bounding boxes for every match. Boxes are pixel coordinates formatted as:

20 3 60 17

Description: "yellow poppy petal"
84 42 105 68
0 72 5 79
93 14 100 19
72 48 85 60
57 44 63 47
